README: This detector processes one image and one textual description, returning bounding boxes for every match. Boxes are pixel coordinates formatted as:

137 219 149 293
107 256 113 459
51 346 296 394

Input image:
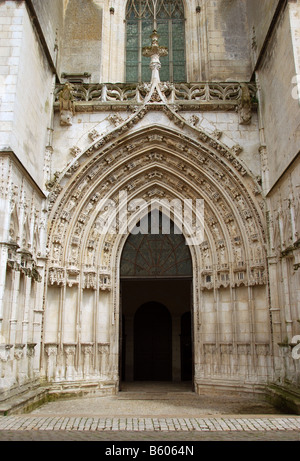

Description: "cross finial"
142 30 168 83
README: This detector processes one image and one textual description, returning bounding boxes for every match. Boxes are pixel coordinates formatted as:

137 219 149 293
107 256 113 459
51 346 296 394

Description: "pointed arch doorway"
120 212 193 386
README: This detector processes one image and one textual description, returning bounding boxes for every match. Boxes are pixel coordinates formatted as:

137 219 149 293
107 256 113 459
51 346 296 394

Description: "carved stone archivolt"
46 122 266 294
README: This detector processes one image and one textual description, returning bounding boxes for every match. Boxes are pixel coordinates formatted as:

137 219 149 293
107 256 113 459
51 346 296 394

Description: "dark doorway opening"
134 301 172 381
121 314 126 382
120 279 193 384
181 311 192 381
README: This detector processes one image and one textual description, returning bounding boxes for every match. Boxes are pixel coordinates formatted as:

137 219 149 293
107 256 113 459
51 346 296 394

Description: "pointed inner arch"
120 211 192 278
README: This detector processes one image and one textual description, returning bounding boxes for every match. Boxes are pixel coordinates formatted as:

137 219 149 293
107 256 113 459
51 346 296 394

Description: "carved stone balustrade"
54 82 257 113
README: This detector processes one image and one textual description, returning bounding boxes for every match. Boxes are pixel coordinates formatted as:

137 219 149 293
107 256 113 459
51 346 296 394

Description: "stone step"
267 384 300 415
0 387 49 416
117 392 199 400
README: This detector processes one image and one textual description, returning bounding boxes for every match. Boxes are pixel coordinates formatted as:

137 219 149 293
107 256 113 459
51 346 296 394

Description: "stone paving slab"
26 391 284 418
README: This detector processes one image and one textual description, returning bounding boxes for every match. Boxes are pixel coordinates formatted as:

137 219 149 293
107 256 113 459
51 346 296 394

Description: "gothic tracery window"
120 213 192 278
125 0 186 83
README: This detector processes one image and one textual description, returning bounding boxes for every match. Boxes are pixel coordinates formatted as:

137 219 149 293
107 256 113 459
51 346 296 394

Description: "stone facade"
0 0 299 408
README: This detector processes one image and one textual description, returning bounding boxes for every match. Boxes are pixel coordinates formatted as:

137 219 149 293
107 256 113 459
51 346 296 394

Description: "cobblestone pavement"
0 383 299 442
0 414 299 441
0 415 300 433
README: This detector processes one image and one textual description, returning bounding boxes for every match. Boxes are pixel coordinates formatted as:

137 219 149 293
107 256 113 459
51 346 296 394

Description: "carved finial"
142 30 168 84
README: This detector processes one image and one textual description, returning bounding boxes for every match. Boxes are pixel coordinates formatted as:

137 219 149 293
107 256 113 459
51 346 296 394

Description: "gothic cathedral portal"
1 1 299 412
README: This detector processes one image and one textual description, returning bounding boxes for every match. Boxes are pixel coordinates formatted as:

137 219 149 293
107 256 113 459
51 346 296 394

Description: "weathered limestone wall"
30 0 64 71
205 0 251 81
60 0 102 82
246 0 300 389
0 154 47 397
246 0 300 189
257 4 300 191
267 157 300 388
0 0 54 188
0 1 53 398
246 0 280 66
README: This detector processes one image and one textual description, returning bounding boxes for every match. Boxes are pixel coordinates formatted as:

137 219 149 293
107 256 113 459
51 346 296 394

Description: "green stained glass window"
125 0 186 83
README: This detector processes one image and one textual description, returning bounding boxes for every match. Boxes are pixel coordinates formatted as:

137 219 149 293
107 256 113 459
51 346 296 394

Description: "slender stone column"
0 344 12 386
9 268 21 346
256 343 270 382
64 344 76 381
268 255 283 379
21 270 32 346
0 177 14 341
44 344 58 381
281 258 293 339
98 343 110 379
237 343 251 379
26 343 36 380
0 245 9 341
13 344 25 384
32 259 46 376
82 343 94 379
